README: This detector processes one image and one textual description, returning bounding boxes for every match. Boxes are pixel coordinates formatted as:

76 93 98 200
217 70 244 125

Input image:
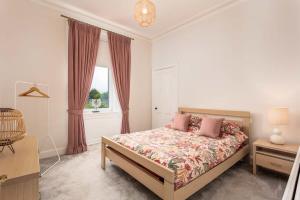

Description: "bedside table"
253 139 299 175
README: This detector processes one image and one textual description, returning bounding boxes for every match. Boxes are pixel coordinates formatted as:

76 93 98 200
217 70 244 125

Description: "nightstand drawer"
256 153 293 174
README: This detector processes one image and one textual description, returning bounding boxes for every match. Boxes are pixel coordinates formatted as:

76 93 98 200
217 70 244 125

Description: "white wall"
0 0 152 158
152 0 300 143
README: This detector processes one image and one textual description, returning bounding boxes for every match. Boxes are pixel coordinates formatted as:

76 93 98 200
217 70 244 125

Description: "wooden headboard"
178 107 251 138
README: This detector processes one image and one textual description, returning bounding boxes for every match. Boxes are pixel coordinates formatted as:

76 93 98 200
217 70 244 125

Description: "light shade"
269 107 289 125
134 0 156 27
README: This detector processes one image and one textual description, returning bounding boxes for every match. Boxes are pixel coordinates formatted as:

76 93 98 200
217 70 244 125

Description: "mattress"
112 127 248 189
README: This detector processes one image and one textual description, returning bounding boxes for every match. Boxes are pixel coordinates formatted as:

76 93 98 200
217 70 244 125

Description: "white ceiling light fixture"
134 0 156 27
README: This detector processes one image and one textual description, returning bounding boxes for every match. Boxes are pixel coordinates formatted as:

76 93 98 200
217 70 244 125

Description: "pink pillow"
199 117 224 138
165 123 172 128
171 113 191 132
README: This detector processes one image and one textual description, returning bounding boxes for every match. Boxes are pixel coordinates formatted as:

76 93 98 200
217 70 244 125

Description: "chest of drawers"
0 136 40 200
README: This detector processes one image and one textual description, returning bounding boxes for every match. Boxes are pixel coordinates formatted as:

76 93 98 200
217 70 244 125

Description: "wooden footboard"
101 137 249 200
102 137 175 200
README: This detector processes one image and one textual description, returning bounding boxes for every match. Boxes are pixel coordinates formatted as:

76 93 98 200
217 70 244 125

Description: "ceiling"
43 0 237 39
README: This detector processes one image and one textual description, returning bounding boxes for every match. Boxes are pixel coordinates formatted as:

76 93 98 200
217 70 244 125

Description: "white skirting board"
39 137 102 159
87 138 102 146
39 147 66 159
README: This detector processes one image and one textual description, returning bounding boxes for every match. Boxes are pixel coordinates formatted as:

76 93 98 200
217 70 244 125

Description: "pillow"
198 117 224 138
165 117 174 129
234 131 248 144
165 123 172 129
189 115 202 127
171 113 191 132
220 120 241 135
188 115 202 133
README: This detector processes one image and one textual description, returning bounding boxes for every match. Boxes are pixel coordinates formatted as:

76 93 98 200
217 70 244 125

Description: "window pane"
85 67 109 110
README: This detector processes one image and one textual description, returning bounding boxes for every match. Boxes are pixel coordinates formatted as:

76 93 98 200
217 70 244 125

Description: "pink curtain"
67 19 101 154
108 32 131 134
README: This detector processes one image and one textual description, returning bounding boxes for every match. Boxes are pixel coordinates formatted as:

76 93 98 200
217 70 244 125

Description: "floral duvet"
112 127 248 189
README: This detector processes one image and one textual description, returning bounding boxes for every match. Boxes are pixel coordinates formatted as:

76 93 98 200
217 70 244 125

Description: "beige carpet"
40 145 287 200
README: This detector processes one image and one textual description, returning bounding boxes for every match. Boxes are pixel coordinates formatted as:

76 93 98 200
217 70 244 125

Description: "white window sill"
83 109 121 120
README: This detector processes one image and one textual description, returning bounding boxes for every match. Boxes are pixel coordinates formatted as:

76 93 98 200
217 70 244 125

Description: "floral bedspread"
112 127 248 189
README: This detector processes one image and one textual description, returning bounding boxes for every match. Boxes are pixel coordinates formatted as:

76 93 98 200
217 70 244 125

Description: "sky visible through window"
91 67 108 93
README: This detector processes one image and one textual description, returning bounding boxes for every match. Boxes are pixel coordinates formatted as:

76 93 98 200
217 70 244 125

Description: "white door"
152 66 178 128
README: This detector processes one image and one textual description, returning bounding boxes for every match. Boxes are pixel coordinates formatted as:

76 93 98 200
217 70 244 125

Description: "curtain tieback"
68 109 83 115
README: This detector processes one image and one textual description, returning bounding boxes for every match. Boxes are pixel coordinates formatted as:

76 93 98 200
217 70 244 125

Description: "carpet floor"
40 145 287 200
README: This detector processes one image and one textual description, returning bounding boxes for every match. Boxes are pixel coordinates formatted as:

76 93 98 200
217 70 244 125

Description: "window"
85 66 110 111
84 35 120 114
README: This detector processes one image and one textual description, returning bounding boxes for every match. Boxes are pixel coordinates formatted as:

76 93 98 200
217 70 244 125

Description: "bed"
101 108 251 200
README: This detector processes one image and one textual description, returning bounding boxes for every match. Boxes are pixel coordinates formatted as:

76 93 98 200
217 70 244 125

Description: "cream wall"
152 0 300 143
1 0 299 157
0 0 152 157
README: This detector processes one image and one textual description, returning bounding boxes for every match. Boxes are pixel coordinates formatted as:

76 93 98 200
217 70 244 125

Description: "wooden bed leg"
101 141 106 170
252 145 256 175
164 180 174 200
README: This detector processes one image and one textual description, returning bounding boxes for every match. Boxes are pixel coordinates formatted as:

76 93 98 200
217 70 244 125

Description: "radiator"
283 147 300 200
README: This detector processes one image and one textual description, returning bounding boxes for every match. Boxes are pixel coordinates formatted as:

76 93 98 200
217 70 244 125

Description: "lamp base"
270 134 285 145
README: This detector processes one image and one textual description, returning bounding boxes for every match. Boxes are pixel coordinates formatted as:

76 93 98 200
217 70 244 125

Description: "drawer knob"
0 175 7 184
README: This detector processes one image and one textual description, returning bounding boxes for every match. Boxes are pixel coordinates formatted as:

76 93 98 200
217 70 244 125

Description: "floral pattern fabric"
112 127 248 189
220 120 241 135
187 115 202 133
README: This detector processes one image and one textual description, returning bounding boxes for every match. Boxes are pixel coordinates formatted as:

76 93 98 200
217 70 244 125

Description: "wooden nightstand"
253 139 299 175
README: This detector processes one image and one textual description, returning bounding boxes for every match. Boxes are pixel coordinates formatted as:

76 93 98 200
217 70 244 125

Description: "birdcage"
0 108 26 153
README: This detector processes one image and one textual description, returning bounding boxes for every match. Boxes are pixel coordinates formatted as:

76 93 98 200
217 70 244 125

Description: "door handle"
154 107 158 110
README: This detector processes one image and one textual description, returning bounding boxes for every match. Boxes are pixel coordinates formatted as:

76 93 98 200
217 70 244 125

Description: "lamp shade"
134 0 156 27
269 107 289 125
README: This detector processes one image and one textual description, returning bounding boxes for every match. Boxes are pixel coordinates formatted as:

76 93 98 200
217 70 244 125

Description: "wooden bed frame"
101 108 251 200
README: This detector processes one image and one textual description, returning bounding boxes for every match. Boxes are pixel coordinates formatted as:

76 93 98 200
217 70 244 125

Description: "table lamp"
268 107 288 145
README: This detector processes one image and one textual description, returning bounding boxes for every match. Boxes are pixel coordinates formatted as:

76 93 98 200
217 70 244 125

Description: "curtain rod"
61 15 134 40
